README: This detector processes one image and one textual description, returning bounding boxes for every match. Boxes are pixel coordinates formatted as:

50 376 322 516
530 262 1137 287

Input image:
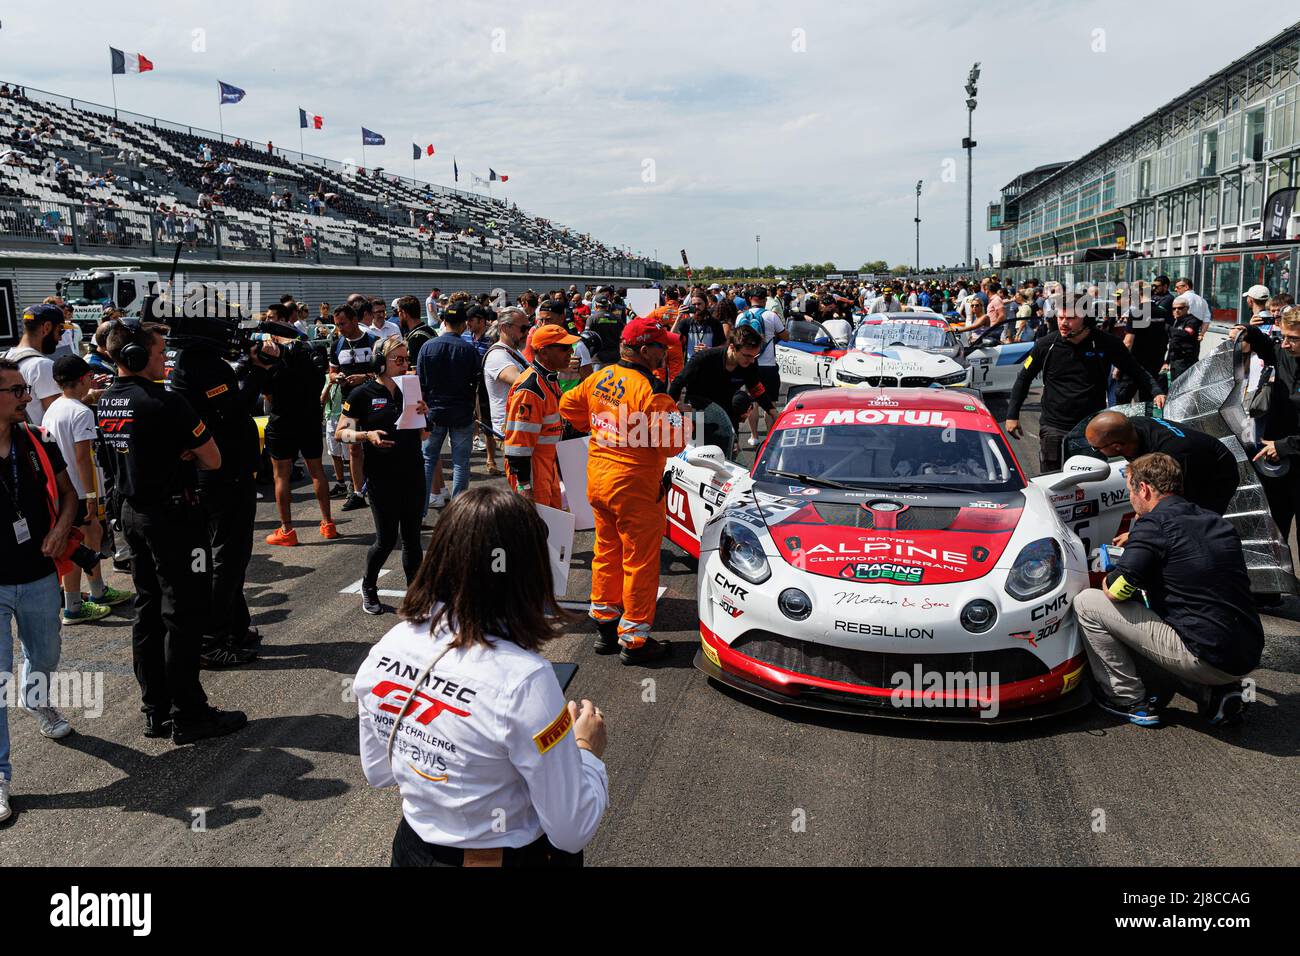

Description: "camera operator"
167 310 274 665
263 304 339 547
97 321 246 744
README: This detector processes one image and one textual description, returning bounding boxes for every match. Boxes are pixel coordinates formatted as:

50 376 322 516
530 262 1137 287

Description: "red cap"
621 316 673 348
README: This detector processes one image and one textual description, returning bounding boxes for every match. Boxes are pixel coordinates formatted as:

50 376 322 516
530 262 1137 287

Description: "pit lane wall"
0 248 653 345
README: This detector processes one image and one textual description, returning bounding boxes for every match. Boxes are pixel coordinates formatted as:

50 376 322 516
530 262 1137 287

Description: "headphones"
115 319 152 374
375 335 405 375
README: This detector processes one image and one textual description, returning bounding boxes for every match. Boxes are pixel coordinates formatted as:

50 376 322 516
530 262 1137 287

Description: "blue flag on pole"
218 81 246 104
362 127 385 146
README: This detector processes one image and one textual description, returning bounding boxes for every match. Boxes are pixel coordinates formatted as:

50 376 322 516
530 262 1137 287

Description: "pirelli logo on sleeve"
533 706 573 754
205 384 229 399
192 422 207 438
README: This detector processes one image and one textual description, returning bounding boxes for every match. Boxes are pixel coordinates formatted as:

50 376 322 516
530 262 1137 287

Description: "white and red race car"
663 387 1135 722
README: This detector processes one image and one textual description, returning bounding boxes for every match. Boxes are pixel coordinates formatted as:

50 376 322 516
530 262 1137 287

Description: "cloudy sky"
3 1 1295 268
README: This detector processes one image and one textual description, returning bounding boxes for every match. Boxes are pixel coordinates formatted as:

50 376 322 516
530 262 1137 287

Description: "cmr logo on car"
714 573 748 599
1031 593 1069 621
50 886 151 936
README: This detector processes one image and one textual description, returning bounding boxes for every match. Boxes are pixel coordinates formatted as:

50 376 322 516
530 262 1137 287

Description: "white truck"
57 267 162 334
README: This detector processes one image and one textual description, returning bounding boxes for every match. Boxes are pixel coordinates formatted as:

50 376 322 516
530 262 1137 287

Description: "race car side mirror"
1047 455 1112 491
685 445 734 479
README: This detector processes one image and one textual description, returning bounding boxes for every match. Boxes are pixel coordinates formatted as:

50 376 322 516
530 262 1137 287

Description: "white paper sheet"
625 288 660 319
535 502 576 597
395 374 425 429
555 437 594 531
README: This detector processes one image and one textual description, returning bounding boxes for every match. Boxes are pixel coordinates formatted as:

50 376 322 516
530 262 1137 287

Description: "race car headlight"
835 370 866 385
1004 538 1064 602
935 369 968 386
720 521 771 585
960 599 998 634
778 588 813 621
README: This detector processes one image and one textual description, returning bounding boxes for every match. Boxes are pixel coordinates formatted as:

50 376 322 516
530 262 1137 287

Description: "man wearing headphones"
1005 306 1167 472
97 321 247 744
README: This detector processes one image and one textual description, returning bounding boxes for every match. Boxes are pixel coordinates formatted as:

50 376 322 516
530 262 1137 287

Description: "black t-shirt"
341 379 422 481
331 330 380 377
98 376 209 504
587 310 625 363
0 425 67 585
668 347 763 425
168 346 262 483
1116 417 1239 513
265 342 325 424
1115 308 1169 377
673 315 726 356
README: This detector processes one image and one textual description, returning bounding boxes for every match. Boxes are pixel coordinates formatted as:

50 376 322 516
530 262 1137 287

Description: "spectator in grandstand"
418 299 479 514
183 214 198 249
4 304 62 427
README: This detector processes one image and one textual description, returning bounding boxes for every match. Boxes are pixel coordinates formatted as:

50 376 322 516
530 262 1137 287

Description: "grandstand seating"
0 83 651 276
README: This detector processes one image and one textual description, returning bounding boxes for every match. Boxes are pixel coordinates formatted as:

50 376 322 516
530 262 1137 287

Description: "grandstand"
0 81 655 278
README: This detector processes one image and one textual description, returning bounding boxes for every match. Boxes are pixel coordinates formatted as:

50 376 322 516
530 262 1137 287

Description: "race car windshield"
853 322 952 352
753 424 1023 492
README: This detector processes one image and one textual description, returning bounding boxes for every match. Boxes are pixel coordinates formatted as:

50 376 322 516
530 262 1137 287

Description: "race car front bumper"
696 622 1091 724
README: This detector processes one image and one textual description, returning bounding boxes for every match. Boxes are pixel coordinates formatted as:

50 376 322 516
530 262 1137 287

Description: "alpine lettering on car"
1030 593 1070 620
841 562 925 583
714 572 749 599
834 620 935 639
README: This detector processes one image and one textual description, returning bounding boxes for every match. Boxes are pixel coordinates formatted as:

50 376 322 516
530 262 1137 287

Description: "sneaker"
592 619 621 655
430 491 449 510
747 436 758 448
329 483 349 499
21 704 73 739
0 779 10 824
112 557 134 575
319 520 340 539
362 585 383 615
341 493 368 512
234 626 263 650
473 437 486 452
1146 680 1178 713
1203 684 1248 726
620 636 673 666
265 527 299 547
172 707 248 745
1094 694 1162 727
60 601 112 625
143 713 173 739
84 585 133 608
200 642 258 668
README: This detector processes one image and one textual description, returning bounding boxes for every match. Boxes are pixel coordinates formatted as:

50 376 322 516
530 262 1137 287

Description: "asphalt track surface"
3 391 1298 866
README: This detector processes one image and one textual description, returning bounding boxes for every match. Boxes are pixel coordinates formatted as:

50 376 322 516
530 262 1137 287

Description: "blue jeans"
0 574 63 781
423 421 474 516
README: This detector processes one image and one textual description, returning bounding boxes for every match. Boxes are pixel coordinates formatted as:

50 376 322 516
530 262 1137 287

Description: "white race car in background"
663 386 1133 721
831 316 969 389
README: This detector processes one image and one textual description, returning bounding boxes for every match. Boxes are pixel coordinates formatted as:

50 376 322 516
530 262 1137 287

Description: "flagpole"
218 101 225 144
362 142 367 171
299 127 304 160
110 72 118 120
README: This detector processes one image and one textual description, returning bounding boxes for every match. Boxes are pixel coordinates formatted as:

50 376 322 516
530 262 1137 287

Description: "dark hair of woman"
398 485 568 651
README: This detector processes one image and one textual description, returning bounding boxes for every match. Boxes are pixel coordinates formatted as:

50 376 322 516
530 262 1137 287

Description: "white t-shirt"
483 343 527 435
42 395 101 499
1179 290 1212 324
749 310 785 367
4 347 58 426
425 295 439 324
354 614 609 852
373 320 402 341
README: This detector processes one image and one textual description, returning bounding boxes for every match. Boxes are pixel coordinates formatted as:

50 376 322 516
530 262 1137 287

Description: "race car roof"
861 316 948 328
781 387 1000 432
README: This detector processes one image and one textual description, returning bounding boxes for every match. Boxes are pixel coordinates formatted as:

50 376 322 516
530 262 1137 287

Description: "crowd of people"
0 269 1286 857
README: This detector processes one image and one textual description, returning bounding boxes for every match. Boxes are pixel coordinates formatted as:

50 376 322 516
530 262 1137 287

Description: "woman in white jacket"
354 485 609 866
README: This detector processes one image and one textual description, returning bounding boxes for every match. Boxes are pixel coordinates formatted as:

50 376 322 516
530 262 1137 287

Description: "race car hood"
746 484 1023 585
833 346 961 381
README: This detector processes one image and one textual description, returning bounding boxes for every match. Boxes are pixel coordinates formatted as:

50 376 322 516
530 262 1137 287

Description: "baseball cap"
442 300 469 324
621 316 673 348
531 325 580 349
1244 284 1270 301
52 354 91 385
22 303 62 327
537 298 565 315
708 283 721 291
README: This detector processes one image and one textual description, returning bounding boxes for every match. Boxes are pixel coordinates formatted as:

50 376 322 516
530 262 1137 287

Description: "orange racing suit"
559 360 687 647
504 361 564 509
645 302 685 386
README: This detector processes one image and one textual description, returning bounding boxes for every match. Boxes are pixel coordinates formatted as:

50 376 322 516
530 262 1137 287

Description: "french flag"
299 108 323 129
110 47 154 75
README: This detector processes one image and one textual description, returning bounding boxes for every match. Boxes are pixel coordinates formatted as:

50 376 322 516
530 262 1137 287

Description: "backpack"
737 307 767 338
